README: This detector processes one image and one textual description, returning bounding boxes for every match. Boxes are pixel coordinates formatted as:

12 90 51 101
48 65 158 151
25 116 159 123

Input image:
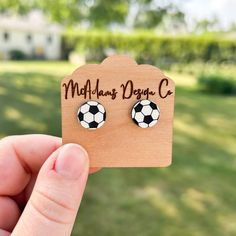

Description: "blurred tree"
0 0 128 27
195 17 220 33
0 0 184 29
132 2 185 29
87 0 129 28
158 7 186 34
0 0 34 14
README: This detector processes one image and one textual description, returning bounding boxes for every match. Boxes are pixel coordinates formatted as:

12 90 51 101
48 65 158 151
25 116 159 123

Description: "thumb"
12 144 89 236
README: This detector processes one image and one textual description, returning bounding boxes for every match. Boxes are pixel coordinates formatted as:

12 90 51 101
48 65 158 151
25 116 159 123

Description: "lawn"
0 61 236 236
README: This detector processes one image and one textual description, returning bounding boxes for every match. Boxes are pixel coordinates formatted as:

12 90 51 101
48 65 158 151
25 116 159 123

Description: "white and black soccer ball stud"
131 100 160 128
77 101 106 130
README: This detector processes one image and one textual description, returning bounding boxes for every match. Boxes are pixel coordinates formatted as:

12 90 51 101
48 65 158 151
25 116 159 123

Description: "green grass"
0 61 236 236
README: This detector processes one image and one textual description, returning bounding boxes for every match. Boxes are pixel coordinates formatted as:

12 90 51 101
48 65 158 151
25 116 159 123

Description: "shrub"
9 50 27 60
198 74 236 95
62 31 236 65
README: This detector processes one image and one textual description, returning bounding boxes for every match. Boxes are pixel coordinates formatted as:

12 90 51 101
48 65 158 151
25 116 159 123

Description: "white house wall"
0 29 61 60
45 34 61 60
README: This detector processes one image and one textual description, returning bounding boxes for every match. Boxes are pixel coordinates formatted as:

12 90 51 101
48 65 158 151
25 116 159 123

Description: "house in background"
0 11 62 60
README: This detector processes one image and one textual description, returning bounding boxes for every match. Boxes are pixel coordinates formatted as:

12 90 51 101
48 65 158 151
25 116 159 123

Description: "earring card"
61 55 175 167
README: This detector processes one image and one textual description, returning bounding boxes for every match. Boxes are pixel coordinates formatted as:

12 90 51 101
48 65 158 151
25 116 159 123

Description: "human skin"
0 134 100 236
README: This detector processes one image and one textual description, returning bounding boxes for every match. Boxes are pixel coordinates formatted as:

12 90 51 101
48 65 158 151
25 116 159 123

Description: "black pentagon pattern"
89 121 99 128
134 103 142 112
78 112 84 122
103 112 106 121
143 115 153 124
150 102 157 110
89 105 99 114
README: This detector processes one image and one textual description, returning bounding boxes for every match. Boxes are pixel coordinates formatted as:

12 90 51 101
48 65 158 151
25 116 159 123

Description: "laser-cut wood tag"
61 55 175 167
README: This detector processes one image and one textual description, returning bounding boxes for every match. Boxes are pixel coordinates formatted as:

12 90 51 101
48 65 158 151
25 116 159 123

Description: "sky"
176 0 236 29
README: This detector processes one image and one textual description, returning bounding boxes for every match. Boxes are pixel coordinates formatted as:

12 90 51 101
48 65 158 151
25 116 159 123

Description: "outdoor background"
0 0 236 235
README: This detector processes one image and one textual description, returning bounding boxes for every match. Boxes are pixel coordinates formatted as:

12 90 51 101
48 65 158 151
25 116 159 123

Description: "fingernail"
55 144 88 179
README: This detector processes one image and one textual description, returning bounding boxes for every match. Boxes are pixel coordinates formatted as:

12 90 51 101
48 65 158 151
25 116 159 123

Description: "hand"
0 134 97 236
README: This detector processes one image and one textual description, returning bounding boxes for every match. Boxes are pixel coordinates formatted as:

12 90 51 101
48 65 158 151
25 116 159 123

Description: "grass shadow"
0 72 61 136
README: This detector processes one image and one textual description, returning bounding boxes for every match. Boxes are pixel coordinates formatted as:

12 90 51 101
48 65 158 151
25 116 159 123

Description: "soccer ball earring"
131 100 160 128
77 101 106 130
77 99 160 130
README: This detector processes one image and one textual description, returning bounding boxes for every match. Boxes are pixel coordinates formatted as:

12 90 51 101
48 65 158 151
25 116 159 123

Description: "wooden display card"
61 55 175 167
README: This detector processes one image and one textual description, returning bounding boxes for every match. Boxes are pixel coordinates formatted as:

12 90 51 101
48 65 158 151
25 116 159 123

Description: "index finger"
0 134 61 196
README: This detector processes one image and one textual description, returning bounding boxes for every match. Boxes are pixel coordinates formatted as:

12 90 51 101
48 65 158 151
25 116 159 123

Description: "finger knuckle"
29 189 75 225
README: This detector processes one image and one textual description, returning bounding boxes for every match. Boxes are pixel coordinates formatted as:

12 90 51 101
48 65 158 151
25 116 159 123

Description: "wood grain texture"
61 55 175 167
